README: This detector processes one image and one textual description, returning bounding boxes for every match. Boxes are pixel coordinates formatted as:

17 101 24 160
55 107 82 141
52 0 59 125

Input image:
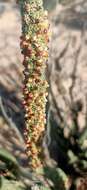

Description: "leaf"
43 167 69 190
0 148 19 168
31 185 50 190
0 160 7 171
40 187 50 190
0 177 25 190
67 150 78 164
0 148 20 178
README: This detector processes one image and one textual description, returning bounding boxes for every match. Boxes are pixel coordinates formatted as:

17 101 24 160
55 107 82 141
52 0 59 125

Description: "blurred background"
0 0 87 190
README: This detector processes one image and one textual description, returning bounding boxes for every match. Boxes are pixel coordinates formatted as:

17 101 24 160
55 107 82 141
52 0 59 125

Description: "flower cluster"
20 0 49 169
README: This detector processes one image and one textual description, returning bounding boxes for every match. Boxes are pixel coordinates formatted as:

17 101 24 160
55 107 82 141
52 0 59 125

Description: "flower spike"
20 0 50 169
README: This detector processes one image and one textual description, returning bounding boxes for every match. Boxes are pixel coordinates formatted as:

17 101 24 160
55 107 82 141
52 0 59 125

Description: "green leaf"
0 148 19 168
31 184 50 190
0 177 25 190
67 150 78 164
43 167 68 190
0 148 20 177
40 186 50 190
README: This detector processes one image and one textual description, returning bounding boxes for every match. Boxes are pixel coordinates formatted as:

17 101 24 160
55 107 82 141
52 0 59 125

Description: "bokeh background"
0 0 87 190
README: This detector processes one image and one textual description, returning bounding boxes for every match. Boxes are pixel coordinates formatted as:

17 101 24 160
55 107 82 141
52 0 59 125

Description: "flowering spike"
20 0 50 169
